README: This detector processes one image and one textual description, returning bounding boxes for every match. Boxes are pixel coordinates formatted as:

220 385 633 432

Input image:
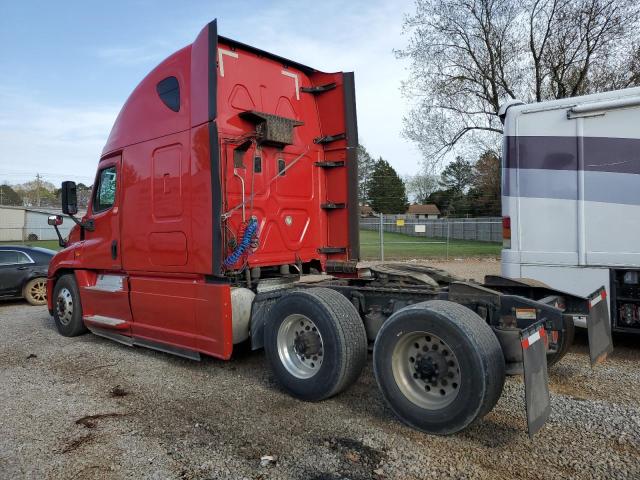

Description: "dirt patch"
75 413 126 429
60 434 95 454
109 385 128 397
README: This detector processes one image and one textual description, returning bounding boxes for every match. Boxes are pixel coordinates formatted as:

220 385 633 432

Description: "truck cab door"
77 155 133 335
82 157 122 270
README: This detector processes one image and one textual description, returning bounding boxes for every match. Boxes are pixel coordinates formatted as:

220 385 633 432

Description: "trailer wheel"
547 315 575 367
52 274 87 337
373 300 505 435
264 287 367 401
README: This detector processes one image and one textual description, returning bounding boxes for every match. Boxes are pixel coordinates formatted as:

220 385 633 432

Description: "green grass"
0 240 62 251
359 229 501 260
1 233 502 260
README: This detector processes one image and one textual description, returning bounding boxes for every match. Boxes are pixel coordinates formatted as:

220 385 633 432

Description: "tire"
373 300 505 435
23 277 47 306
547 315 575 367
52 274 87 337
264 287 367 401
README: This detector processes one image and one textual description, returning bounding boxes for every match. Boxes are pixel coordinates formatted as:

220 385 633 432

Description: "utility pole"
35 173 42 207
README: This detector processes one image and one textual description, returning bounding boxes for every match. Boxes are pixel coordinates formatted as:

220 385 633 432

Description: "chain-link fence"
360 215 502 261
1 216 503 260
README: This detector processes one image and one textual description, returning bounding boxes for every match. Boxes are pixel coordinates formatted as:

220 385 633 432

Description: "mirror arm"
69 214 95 232
52 224 67 248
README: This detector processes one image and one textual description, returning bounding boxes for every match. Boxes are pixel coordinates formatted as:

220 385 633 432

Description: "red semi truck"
46 20 612 436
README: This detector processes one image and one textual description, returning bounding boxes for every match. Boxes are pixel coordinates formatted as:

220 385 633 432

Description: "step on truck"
47 19 612 436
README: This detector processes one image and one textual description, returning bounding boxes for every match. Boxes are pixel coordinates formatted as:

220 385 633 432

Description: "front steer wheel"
373 300 505 435
52 274 87 337
264 287 368 401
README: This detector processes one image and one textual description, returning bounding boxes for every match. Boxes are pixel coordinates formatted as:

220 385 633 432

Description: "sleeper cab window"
156 76 180 112
93 166 117 213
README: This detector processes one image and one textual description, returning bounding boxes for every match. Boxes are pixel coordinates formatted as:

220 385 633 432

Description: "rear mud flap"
586 287 613 366
520 322 550 438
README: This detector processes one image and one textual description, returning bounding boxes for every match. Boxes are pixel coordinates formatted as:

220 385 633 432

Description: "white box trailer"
500 87 640 333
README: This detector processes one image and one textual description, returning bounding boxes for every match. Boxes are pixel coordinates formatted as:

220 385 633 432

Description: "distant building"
360 205 375 217
0 206 82 241
403 204 441 220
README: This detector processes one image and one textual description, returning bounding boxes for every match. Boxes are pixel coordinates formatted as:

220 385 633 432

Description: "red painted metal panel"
215 41 353 269
129 276 232 359
75 270 133 334
102 47 192 156
120 130 195 273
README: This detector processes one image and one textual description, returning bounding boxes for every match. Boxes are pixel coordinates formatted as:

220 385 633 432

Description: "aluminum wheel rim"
56 288 73 326
277 314 324 379
391 331 461 409
29 279 47 303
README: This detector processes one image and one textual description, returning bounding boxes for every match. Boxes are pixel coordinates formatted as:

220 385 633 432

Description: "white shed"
0 206 25 241
0 206 78 241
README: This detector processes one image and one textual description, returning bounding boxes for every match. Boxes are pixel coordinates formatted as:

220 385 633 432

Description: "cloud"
95 43 170 66
0 88 119 185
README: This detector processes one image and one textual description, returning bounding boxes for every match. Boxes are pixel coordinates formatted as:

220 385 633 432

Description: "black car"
0 246 55 306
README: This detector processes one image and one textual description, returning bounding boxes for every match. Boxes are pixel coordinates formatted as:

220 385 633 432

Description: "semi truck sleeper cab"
47 19 613 437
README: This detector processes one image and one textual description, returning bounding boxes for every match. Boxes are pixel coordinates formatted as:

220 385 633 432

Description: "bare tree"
399 0 640 167
404 172 439 203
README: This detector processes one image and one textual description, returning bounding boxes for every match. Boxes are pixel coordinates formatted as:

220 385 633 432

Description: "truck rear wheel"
373 300 505 435
264 287 367 401
52 274 87 337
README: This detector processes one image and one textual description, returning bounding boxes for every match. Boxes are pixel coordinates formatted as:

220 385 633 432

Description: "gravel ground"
1 260 639 480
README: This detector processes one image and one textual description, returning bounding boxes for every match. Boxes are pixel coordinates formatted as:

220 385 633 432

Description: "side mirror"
61 181 78 215
48 215 67 248
47 215 63 226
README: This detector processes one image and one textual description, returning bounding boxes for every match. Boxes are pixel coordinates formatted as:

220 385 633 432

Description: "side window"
15 252 32 264
156 76 180 112
0 251 17 265
0 251 32 265
93 166 117 213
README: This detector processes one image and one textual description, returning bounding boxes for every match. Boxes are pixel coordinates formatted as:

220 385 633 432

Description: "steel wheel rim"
29 279 47 302
277 314 324 379
56 288 74 326
391 331 461 409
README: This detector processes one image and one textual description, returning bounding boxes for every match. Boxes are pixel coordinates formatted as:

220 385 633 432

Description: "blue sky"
0 0 421 186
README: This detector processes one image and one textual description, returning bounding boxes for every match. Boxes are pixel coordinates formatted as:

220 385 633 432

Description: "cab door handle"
111 240 118 260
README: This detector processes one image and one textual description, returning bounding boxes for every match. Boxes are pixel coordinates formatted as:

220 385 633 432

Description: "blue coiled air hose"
224 218 258 267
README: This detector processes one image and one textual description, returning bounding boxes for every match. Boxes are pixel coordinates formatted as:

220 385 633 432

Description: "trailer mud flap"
521 322 550 438
586 287 613 366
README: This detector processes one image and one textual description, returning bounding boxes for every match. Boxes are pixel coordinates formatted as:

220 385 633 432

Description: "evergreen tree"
357 144 376 205
367 158 408 214
439 156 473 193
